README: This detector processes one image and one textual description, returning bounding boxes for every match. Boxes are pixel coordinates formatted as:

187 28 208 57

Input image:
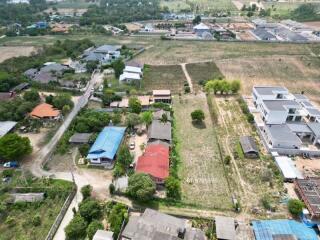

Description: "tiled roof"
30 103 60 118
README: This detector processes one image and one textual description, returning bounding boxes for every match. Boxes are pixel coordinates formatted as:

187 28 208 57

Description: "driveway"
130 133 148 163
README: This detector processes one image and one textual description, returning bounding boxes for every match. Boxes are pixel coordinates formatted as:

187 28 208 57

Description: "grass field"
213 96 286 215
160 0 237 12
0 171 73 240
173 94 232 210
142 64 187 93
52 0 96 9
186 62 224 92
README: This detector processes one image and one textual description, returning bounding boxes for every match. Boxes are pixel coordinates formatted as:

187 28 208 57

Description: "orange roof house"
30 103 61 119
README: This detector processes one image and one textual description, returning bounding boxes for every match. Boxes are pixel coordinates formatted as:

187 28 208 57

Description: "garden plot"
213 96 287 216
173 93 232 210
142 64 187 93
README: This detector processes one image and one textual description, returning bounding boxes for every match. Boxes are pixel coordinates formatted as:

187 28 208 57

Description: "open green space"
142 64 186 93
160 0 237 12
0 170 74 240
173 94 232 210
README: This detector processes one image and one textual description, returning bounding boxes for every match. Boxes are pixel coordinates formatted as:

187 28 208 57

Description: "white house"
119 65 143 83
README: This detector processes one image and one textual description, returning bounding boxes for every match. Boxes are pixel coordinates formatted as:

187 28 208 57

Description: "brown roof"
30 103 60 118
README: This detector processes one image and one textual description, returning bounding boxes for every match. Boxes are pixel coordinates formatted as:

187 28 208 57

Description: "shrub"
65 214 87 240
288 199 304 216
81 185 92 200
224 155 231 165
2 169 14 177
79 199 102 222
109 183 115 195
32 215 41 226
127 173 156 202
165 176 181 199
191 109 205 122
87 220 103 240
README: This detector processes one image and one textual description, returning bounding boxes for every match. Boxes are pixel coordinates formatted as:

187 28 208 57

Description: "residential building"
87 127 126 165
252 28 277 41
215 216 236 240
120 208 206 240
136 144 169 184
193 23 210 37
274 156 303 182
93 230 114 240
111 96 151 108
0 92 16 101
119 65 143 83
82 45 121 65
239 136 259 158
153 109 172 122
0 121 17 137
152 90 171 103
30 103 61 120
148 120 172 145
252 219 318 240
11 82 30 92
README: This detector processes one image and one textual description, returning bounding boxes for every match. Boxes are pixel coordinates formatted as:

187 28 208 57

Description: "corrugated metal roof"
252 220 318 240
274 156 303 180
215 216 236 240
87 127 126 160
0 121 17 137
239 136 258 154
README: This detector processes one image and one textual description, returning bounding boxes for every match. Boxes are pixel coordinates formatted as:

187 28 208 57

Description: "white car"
129 142 135 150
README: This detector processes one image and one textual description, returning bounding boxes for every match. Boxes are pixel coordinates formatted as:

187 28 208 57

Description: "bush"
65 214 87 240
288 199 304 216
191 109 205 122
2 169 14 177
165 176 181 200
87 220 103 240
224 155 231 165
81 185 92 200
32 215 41 226
109 183 115 195
79 199 102 222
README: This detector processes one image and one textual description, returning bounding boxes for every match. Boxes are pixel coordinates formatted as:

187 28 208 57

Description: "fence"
45 185 77 240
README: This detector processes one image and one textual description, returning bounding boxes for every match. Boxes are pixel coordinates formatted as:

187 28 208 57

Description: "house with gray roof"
239 136 259 158
120 208 206 240
148 120 172 144
82 44 122 65
252 28 277 41
215 216 236 240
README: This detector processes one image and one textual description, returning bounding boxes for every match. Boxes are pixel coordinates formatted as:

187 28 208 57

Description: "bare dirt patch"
0 46 36 63
295 157 320 177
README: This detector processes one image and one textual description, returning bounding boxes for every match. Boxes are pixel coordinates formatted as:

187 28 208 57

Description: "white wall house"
119 65 143 83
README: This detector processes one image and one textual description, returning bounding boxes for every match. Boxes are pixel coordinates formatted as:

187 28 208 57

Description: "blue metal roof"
87 127 126 160
252 220 318 240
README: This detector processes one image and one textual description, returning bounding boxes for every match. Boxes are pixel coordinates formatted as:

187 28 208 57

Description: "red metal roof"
136 144 169 180
30 103 60 118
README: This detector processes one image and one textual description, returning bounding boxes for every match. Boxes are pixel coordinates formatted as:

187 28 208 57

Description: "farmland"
213 96 287 216
0 46 36 63
173 93 232 210
186 62 224 92
142 64 187 93
160 0 237 12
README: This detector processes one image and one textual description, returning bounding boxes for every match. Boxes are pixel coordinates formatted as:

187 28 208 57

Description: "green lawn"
142 64 187 94
160 0 237 12
0 171 74 240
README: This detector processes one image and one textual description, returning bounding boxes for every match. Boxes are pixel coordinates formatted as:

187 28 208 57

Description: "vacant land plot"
216 55 320 99
186 62 224 92
0 46 36 63
142 65 186 93
214 96 287 216
173 94 232 210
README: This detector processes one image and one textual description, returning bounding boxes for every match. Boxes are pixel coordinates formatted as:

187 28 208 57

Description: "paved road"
29 71 100 177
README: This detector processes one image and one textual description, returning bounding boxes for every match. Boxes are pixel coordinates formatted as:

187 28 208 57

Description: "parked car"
129 142 135 150
3 161 19 168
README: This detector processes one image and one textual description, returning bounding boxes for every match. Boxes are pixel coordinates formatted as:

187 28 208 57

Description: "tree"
140 111 153 125
65 214 87 240
127 173 156 201
79 199 102 222
129 97 142 114
117 145 133 169
79 144 90 157
165 176 181 199
86 61 99 73
191 109 205 122
0 133 32 160
45 94 54 104
52 93 74 110
288 199 304 216
23 89 40 102
62 105 71 115
87 220 103 240
125 113 141 128
112 59 125 78
81 185 92 200
192 15 201 25
102 89 115 106
107 203 128 238
230 80 241 93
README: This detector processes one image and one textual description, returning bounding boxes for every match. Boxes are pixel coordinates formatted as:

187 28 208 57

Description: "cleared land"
0 46 36 63
186 62 224 92
213 96 287 217
173 94 232 210
160 0 237 12
142 64 186 93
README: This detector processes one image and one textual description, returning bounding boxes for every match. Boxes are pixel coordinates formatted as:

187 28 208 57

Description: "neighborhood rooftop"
0 121 17 137
215 216 236 240
148 120 172 143
263 100 300 111
253 86 288 96
239 136 258 155
265 124 302 146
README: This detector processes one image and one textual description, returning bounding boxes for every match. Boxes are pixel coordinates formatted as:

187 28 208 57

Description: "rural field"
213 96 287 217
160 0 237 12
186 61 224 92
142 64 187 93
0 46 36 63
173 93 232 210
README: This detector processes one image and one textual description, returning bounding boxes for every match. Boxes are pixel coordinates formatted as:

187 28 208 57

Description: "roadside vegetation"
0 170 74 240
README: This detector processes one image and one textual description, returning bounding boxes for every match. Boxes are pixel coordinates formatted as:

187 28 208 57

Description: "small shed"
93 230 114 240
69 133 92 144
274 156 303 182
215 216 236 240
239 136 259 158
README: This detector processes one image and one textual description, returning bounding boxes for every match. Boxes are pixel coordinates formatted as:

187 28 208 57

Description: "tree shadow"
192 121 206 129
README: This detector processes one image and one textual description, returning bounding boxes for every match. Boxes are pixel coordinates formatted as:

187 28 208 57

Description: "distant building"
7 0 29 4
152 90 171 103
193 23 210 37
82 45 121 65
120 208 206 240
119 65 143 84
87 127 126 165
148 120 172 145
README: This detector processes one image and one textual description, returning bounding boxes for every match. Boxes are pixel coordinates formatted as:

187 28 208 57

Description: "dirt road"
181 63 194 93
